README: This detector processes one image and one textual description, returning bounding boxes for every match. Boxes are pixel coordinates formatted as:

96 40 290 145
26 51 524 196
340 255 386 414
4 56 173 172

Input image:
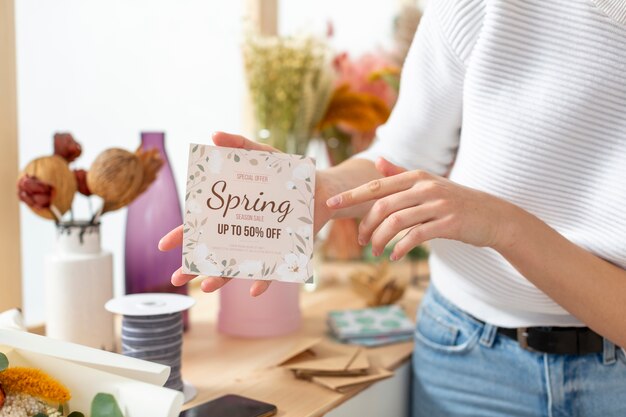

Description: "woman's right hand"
158 131 334 297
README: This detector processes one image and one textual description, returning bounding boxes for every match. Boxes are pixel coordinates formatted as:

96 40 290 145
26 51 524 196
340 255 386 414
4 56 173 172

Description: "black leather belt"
497 326 604 355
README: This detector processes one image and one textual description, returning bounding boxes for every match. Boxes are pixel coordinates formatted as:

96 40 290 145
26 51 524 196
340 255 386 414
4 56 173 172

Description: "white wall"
279 0 398 54
16 0 404 326
16 0 246 325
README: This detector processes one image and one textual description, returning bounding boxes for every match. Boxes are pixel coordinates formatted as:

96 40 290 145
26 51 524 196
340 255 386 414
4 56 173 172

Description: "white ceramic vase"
44 221 115 350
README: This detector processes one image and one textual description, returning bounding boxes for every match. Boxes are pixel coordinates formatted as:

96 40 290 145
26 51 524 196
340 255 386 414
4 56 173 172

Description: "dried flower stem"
243 35 334 153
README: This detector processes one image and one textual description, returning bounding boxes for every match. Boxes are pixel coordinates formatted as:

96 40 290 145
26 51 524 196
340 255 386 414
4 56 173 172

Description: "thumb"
375 157 407 177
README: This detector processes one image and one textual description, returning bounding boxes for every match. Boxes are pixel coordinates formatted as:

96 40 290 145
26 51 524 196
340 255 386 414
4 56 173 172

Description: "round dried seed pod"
19 155 77 220
87 148 144 212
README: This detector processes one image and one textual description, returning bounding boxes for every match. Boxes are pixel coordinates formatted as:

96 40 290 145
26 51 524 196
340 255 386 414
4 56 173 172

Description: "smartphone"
180 394 277 417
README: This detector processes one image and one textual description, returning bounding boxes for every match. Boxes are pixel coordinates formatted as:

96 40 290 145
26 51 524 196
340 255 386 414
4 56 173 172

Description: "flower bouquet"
318 52 400 166
0 330 182 417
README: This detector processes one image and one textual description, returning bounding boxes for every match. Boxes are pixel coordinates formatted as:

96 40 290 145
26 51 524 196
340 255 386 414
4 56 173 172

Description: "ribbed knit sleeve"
356 0 485 175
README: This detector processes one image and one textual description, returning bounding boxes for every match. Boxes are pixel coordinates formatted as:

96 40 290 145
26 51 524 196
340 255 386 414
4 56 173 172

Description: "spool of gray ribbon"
106 293 196 402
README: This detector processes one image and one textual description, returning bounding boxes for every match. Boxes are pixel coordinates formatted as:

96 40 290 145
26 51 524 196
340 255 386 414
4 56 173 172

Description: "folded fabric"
341 333 414 348
328 305 414 340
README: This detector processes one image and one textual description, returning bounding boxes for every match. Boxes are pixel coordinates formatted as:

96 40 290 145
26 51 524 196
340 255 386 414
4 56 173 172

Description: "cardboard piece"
283 343 366 373
276 338 394 391
312 367 393 392
275 337 322 367
346 348 370 371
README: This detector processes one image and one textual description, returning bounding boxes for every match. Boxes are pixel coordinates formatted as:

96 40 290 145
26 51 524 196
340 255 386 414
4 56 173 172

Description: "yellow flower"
368 66 401 82
0 367 71 403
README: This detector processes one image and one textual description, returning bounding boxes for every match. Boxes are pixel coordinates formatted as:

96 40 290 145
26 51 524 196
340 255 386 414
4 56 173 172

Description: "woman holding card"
160 0 626 415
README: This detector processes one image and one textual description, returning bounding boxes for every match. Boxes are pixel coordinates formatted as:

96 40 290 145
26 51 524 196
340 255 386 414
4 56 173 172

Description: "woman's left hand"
325 158 519 260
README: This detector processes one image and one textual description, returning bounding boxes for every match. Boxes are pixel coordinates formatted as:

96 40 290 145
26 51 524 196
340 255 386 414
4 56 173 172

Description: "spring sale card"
182 144 315 283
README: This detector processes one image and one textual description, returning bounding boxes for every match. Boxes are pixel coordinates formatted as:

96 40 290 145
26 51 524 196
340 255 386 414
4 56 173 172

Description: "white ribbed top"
358 0 626 327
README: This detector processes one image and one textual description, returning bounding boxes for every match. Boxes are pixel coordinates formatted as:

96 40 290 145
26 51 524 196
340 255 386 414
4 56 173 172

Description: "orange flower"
0 367 71 403
318 84 391 134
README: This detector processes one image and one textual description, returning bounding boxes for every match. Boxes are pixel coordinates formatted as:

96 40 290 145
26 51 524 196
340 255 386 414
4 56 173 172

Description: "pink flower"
333 52 398 109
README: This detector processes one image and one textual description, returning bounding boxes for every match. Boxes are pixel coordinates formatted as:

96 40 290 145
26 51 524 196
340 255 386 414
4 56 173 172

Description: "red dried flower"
54 133 82 163
17 175 54 210
74 169 92 196
0 382 5 409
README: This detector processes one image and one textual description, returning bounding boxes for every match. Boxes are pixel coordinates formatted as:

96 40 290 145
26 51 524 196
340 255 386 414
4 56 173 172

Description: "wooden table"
181 275 427 416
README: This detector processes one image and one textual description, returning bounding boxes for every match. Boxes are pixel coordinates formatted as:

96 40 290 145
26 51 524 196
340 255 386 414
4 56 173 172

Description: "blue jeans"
412 285 626 417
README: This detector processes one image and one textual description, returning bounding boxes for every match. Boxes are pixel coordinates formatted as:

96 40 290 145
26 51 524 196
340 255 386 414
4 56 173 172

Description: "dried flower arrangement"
349 262 408 307
317 52 400 165
243 35 335 154
0 352 123 417
318 4 423 165
317 11 422 261
17 133 163 224
242 3 422 159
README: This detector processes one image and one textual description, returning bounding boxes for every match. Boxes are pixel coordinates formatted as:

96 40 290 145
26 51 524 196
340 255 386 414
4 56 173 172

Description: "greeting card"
182 144 315 283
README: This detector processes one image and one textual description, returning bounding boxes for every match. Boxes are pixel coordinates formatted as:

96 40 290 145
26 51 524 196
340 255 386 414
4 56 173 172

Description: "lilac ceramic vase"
124 132 188 315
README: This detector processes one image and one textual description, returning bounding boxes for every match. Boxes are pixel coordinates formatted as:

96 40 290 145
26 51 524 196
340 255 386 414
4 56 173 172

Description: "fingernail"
390 253 397 261
326 195 341 208
357 236 364 246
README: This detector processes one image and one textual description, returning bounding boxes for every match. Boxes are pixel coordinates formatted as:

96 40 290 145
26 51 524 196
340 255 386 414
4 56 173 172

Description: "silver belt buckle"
517 327 536 352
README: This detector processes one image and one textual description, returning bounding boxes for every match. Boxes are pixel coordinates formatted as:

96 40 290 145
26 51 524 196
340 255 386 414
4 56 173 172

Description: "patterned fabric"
328 305 414 340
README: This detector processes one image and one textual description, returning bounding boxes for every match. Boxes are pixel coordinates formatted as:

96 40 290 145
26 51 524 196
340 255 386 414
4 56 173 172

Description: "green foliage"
0 352 8 371
362 243 393 262
362 243 429 262
91 393 124 417
406 245 429 261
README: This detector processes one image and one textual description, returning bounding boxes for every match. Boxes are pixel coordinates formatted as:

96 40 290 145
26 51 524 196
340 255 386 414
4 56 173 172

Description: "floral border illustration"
182 144 315 283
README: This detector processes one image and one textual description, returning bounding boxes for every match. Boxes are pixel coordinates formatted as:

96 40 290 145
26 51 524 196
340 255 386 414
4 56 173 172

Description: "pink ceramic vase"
217 280 301 338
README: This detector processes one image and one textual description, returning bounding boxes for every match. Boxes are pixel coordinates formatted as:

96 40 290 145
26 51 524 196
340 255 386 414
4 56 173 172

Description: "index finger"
326 170 425 209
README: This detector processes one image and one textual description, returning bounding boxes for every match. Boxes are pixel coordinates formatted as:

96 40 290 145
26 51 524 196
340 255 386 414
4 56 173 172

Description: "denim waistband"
423 283 620 362
425 283 483 326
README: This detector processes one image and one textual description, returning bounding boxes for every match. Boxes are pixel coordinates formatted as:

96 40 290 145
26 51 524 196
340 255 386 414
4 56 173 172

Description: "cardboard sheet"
312 367 393 392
